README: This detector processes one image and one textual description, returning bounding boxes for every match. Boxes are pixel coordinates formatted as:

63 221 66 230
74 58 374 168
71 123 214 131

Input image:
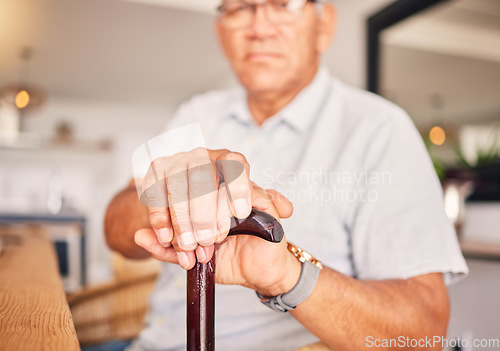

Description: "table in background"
0 212 86 291
0 225 80 351
460 240 500 262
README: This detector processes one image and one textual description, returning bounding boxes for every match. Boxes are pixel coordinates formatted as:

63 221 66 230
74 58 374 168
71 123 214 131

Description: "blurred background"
373 0 500 347
0 0 393 285
0 0 499 348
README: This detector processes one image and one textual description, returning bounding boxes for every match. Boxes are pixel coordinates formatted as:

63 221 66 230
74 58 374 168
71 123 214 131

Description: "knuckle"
223 151 247 164
221 155 249 186
169 152 190 169
190 147 208 159
169 206 189 222
191 217 215 230
169 207 191 232
151 157 166 171
227 182 250 196
166 170 187 186
166 162 186 178
167 181 189 203
149 211 167 229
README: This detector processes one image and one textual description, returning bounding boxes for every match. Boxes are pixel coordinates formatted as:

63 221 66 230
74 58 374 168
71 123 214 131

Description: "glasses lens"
218 0 307 29
220 2 252 28
268 0 304 22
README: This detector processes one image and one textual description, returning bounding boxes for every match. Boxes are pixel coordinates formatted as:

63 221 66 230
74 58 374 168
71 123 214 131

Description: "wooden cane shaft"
187 255 216 351
186 209 283 350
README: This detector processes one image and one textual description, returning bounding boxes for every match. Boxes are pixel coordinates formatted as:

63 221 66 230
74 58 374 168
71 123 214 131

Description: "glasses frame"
216 0 320 28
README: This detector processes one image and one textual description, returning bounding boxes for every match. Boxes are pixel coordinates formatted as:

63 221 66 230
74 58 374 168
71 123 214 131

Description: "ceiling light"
0 47 46 111
15 90 30 109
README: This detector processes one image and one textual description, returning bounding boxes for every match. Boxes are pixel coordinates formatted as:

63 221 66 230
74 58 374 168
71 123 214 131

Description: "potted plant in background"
423 125 500 237
455 138 500 201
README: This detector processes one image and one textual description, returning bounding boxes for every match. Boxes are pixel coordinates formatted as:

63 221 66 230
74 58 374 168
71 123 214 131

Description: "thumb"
265 189 293 219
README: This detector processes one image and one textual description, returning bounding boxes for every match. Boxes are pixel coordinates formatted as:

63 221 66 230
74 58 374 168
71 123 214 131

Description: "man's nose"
247 4 278 38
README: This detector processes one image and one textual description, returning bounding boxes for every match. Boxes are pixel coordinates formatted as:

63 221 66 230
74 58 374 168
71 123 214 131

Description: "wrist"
255 242 323 313
257 249 302 297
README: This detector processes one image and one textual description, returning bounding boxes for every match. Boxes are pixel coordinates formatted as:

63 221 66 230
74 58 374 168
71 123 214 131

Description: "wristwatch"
256 242 323 313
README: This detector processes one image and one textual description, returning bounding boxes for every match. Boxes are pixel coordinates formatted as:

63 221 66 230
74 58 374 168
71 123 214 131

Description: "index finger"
139 160 173 247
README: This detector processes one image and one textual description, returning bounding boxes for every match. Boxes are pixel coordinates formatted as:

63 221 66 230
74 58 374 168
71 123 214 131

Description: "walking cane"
186 209 284 351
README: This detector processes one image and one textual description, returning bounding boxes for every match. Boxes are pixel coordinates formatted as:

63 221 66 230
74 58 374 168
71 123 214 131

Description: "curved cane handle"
187 209 283 351
228 209 284 243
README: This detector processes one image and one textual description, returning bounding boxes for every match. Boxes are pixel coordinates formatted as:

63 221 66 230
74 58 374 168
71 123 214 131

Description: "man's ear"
316 3 337 54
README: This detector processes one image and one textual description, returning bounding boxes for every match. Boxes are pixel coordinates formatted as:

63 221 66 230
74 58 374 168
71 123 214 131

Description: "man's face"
215 1 335 96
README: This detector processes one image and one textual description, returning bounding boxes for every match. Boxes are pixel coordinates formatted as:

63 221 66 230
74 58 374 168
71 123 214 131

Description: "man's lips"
245 52 282 61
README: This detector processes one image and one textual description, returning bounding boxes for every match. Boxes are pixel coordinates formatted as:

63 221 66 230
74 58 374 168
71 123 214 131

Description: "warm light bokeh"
429 125 446 146
15 90 30 109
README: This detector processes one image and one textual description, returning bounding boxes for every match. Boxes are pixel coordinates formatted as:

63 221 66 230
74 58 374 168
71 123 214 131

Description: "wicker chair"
68 254 332 350
67 254 160 347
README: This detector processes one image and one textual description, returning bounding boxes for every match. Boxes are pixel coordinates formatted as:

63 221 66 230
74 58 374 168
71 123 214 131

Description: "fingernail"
177 252 190 269
233 198 250 219
180 232 196 249
156 228 172 245
196 246 206 262
195 229 215 246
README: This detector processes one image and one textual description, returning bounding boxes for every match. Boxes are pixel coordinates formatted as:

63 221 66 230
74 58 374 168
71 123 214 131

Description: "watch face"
287 242 323 269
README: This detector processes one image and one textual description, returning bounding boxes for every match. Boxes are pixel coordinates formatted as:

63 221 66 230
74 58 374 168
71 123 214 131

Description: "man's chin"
238 69 289 95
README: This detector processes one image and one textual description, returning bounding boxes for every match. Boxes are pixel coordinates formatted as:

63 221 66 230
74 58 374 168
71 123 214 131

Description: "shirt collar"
223 66 333 132
278 65 332 133
226 87 253 126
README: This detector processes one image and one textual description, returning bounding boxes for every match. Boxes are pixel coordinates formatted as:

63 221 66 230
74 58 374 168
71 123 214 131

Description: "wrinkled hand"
133 148 299 296
133 148 248 267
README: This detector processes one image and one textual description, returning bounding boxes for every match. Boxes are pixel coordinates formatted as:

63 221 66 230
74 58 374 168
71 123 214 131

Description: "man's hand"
135 148 251 269
133 147 299 295
214 186 301 297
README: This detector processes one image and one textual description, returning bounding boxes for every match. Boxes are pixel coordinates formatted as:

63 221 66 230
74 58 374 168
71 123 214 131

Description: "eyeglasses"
216 0 319 29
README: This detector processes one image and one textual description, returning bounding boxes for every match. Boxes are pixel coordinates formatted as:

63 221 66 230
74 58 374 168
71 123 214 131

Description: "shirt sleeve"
350 107 468 285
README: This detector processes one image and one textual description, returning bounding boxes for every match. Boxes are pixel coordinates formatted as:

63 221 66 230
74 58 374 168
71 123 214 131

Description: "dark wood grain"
187 256 215 351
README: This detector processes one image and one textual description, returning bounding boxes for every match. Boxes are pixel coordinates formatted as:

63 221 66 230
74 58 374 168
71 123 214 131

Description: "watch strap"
257 260 321 312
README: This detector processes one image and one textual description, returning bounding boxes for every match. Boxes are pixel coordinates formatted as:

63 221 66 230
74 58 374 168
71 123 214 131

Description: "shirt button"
156 317 165 326
175 278 184 288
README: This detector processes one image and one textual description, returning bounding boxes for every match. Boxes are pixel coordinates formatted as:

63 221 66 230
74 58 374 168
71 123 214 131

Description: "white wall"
326 0 395 88
0 98 174 283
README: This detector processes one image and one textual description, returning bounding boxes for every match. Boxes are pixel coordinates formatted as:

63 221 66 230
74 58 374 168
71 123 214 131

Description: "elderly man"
105 0 467 350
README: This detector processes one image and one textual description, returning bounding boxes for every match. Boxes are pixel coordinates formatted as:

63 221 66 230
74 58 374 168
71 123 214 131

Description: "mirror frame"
366 0 451 93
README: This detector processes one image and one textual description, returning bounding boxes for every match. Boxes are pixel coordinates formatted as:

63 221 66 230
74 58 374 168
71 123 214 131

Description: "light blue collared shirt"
130 67 468 351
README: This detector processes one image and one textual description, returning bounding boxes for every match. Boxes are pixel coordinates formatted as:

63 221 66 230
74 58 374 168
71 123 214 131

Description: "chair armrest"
67 272 158 306
67 272 159 346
